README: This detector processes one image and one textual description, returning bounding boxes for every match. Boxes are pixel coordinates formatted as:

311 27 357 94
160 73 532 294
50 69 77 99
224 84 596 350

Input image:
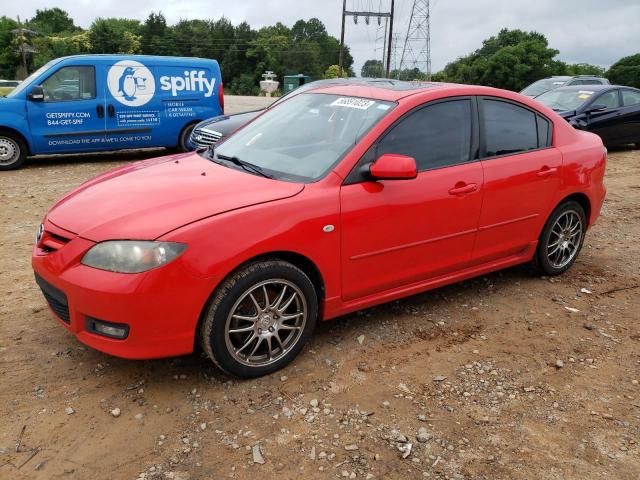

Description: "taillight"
218 82 224 114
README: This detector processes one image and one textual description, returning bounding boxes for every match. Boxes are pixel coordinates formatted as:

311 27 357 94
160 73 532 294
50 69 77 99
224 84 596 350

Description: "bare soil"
0 102 638 479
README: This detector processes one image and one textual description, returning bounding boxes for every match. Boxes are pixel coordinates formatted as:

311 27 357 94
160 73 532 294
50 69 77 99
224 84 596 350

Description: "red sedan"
33 81 607 378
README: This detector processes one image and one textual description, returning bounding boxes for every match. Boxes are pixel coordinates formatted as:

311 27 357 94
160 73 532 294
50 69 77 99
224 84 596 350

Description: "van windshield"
6 61 57 98
207 93 395 182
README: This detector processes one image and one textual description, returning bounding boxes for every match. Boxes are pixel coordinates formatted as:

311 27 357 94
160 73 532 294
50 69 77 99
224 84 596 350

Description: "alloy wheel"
224 279 308 367
546 209 583 269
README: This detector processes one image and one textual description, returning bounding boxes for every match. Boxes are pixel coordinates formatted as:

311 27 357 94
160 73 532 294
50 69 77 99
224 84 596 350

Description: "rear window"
482 99 541 157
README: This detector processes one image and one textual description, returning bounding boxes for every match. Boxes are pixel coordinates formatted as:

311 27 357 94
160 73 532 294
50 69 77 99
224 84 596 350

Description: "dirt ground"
0 99 639 479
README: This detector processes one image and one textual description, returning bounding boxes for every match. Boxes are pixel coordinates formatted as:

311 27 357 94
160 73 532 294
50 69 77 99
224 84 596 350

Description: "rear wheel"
0 132 26 170
177 123 196 152
535 201 586 275
199 260 317 378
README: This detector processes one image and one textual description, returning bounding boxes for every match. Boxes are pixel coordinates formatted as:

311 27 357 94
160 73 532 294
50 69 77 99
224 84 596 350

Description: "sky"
5 0 640 76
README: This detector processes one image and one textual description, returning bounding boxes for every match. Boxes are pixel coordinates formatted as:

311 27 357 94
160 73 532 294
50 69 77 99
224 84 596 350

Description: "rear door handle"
448 183 478 195
107 104 115 118
96 105 104 118
536 166 558 178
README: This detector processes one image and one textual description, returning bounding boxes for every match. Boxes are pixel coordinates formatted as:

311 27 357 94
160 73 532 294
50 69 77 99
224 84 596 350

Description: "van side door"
26 65 106 153
103 60 159 149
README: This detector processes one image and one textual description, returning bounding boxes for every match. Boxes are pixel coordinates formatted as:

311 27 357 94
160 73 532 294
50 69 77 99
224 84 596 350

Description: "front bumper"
32 222 219 360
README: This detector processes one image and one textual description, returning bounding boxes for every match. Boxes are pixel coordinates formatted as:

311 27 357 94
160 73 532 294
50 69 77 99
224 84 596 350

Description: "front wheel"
199 260 318 378
535 200 586 275
0 132 27 170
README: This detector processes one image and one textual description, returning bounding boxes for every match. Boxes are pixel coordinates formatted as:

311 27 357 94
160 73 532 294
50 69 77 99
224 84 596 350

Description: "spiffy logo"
107 60 156 107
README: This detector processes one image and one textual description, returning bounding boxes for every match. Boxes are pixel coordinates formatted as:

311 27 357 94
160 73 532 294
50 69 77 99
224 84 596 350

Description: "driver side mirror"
27 85 44 102
585 104 607 115
369 153 417 180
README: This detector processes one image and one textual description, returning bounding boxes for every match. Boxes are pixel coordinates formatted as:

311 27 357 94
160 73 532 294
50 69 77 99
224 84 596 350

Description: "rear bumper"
32 234 219 360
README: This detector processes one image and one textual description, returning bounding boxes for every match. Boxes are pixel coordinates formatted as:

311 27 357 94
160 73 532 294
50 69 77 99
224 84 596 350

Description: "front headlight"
81 241 187 273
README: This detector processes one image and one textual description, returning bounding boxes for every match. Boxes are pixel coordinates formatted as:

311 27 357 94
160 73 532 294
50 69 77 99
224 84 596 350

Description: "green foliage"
28 8 79 35
361 59 384 78
441 29 562 91
607 54 640 88
566 63 606 76
0 16 20 79
323 65 345 79
88 18 142 54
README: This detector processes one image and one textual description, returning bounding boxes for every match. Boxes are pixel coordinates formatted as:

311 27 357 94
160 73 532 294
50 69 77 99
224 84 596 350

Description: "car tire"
0 132 27 170
177 123 197 152
534 200 587 276
199 260 318 378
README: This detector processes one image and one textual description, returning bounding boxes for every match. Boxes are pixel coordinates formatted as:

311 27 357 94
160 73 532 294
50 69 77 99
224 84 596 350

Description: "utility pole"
339 0 394 78
399 0 432 80
339 0 347 77
385 0 394 78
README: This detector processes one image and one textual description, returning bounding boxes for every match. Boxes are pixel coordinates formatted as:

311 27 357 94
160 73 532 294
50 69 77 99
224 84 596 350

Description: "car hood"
47 153 304 242
197 110 262 133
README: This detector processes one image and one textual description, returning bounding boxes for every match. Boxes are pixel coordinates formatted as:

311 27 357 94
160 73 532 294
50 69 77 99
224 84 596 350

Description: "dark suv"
521 75 609 98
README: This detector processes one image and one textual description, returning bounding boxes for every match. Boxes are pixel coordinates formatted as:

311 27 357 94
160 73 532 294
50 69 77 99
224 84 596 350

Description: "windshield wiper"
216 152 273 179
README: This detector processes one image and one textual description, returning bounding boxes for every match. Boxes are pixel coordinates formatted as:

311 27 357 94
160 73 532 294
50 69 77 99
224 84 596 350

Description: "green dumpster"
283 74 312 94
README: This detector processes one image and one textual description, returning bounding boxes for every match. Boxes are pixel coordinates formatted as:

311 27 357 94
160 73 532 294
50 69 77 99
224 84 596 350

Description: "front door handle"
536 166 558 178
107 104 115 118
96 105 104 118
448 182 478 195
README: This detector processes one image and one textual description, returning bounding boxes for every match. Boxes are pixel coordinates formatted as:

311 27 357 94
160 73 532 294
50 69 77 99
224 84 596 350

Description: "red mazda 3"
33 81 607 378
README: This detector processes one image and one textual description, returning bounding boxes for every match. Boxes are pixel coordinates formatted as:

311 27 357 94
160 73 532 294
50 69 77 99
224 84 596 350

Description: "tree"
566 63 606 77
140 12 176 56
361 59 384 78
88 18 141 54
0 16 20 79
607 54 640 88
28 8 78 35
441 29 564 91
324 65 345 79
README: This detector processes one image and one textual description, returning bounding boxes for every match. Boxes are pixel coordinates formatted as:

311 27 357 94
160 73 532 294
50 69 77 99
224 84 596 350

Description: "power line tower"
12 16 38 79
399 0 431 80
339 0 395 78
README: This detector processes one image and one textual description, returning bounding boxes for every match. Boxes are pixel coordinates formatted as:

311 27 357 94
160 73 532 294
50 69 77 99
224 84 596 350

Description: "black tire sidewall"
536 201 587 275
178 124 196 152
0 133 27 170
202 261 318 378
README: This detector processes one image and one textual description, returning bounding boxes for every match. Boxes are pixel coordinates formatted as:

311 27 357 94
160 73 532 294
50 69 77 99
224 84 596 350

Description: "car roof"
52 54 218 65
546 85 618 93
306 80 450 101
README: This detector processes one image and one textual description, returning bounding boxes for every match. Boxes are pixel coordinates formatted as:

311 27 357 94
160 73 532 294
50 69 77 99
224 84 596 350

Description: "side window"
622 89 640 106
567 80 582 86
376 99 472 171
42 66 96 102
482 99 539 157
536 115 551 148
583 80 602 85
595 90 620 109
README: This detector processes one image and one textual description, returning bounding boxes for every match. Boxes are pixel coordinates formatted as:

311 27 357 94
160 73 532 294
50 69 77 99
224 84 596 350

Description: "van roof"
51 54 219 65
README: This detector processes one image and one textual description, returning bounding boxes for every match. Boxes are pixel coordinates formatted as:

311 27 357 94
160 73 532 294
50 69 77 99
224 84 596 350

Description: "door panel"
27 65 106 153
586 90 622 145
340 162 483 301
618 89 640 144
473 148 562 264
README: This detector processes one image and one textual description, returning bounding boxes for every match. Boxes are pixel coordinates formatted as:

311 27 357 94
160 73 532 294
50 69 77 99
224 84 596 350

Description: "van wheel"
177 124 197 152
0 132 27 170
199 260 317 378
534 201 586 276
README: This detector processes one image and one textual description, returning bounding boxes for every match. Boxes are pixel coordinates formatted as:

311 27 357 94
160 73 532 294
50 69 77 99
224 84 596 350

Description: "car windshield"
6 61 56 98
536 89 595 112
209 93 395 182
521 78 567 97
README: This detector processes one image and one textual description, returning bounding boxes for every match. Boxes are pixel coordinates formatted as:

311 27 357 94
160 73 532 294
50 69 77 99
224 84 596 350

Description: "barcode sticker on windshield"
331 97 376 109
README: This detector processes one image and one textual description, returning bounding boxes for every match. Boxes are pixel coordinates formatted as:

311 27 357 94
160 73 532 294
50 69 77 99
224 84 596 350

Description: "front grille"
190 128 223 149
35 274 70 324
